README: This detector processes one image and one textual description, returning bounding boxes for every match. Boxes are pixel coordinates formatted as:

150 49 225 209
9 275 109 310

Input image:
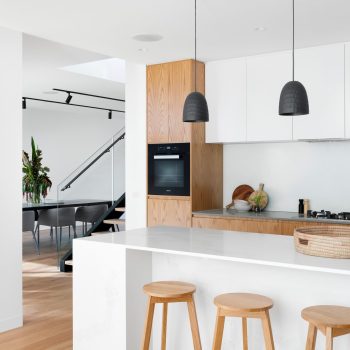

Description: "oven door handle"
154 155 180 159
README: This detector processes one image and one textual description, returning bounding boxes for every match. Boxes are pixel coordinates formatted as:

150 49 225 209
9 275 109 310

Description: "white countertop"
79 226 350 276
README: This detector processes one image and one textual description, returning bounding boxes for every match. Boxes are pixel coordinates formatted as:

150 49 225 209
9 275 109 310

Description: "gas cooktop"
306 210 350 221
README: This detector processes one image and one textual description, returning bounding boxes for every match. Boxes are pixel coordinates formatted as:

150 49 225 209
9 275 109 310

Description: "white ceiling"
1 0 350 64
23 35 125 115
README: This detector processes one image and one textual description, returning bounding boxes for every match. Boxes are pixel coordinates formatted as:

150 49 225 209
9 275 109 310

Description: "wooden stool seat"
302 305 350 350
212 293 275 350
141 281 201 350
214 293 273 313
302 305 350 329
143 281 196 298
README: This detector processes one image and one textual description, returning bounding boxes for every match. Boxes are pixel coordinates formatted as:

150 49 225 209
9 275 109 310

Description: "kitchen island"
74 226 350 350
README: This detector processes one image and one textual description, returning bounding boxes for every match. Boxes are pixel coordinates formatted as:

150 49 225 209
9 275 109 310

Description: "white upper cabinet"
346 43 350 138
247 51 293 142
205 58 247 143
293 44 345 140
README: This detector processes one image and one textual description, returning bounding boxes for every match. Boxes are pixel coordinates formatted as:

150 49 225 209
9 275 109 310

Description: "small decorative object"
303 199 310 216
248 183 269 212
298 199 304 214
233 200 251 212
22 137 52 204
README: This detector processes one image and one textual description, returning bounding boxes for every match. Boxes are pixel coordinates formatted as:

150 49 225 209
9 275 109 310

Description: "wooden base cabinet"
148 197 192 228
192 216 348 236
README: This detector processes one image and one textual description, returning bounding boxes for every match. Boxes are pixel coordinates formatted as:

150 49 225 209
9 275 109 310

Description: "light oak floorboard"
0 229 73 350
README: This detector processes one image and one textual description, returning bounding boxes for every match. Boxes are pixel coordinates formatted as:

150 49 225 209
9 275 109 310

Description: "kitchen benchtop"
192 208 350 225
77 226 350 275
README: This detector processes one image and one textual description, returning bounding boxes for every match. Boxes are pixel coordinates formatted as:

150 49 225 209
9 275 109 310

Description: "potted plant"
22 137 52 204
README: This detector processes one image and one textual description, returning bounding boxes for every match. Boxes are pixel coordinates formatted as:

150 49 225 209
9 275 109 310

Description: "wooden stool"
141 281 202 350
302 305 350 350
212 293 275 350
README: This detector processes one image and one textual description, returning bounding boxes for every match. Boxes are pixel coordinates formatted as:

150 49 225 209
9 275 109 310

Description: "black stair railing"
61 131 125 191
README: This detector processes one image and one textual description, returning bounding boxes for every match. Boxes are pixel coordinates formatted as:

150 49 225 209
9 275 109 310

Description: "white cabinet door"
205 58 246 143
346 43 350 138
293 44 345 140
247 51 293 142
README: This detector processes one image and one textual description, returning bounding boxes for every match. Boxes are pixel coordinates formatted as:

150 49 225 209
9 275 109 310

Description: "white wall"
0 27 23 332
125 62 147 229
224 141 350 213
22 108 125 201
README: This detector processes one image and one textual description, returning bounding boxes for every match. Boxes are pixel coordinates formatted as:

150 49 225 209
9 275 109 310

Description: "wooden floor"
0 230 73 350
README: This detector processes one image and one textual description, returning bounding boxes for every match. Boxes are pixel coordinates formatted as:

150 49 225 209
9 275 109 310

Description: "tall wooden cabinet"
147 59 223 227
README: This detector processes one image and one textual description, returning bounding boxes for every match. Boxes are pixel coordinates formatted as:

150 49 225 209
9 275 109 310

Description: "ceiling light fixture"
279 0 309 116
132 34 163 42
108 110 112 119
183 0 209 123
65 92 73 104
53 88 125 102
254 26 267 31
22 96 125 114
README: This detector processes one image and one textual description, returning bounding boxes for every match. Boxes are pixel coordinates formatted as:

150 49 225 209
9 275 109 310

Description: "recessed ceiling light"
43 90 59 94
132 34 163 42
254 27 267 32
138 48 148 52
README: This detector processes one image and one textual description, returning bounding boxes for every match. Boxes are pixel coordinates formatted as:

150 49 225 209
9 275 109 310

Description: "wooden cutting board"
248 183 268 210
226 185 254 209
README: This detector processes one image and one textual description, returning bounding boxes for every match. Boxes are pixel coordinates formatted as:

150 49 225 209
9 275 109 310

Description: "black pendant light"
279 0 309 116
183 0 209 123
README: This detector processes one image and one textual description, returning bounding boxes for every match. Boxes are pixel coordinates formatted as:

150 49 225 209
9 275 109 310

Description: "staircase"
60 193 125 272
57 127 126 272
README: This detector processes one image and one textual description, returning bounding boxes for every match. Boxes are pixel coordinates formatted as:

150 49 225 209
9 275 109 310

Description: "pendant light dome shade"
279 80 309 116
183 91 209 122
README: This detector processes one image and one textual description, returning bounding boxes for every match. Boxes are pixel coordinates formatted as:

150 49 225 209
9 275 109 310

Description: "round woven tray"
294 226 350 259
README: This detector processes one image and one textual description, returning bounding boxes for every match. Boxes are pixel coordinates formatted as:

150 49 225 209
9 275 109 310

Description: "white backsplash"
224 140 350 213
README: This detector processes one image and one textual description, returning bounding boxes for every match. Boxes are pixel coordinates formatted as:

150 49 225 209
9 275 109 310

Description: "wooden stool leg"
161 303 168 350
212 308 225 350
305 323 317 350
187 296 202 350
141 297 155 350
242 317 248 350
261 311 275 350
325 327 333 350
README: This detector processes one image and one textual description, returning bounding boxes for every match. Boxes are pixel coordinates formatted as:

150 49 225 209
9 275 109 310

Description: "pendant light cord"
194 0 197 91
292 0 295 81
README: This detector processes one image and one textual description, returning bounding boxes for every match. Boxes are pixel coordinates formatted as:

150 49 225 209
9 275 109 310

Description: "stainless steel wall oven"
148 143 190 196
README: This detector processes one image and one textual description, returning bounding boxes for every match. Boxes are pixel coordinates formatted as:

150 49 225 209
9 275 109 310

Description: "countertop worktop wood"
192 209 350 225
79 226 350 276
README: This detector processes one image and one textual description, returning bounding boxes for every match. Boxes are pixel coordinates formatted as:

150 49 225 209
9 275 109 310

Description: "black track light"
108 110 112 119
65 93 73 104
22 98 27 109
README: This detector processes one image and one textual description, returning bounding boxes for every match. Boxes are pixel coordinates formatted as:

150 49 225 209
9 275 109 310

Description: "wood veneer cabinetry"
192 215 348 236
147 60 223 227
148 196 192 228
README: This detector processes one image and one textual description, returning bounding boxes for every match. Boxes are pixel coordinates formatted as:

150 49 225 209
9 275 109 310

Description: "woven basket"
294 226 350 259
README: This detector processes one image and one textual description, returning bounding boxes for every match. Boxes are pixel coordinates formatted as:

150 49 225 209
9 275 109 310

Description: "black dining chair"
75 204 108 236
23 211 39 254
37 208 76 252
